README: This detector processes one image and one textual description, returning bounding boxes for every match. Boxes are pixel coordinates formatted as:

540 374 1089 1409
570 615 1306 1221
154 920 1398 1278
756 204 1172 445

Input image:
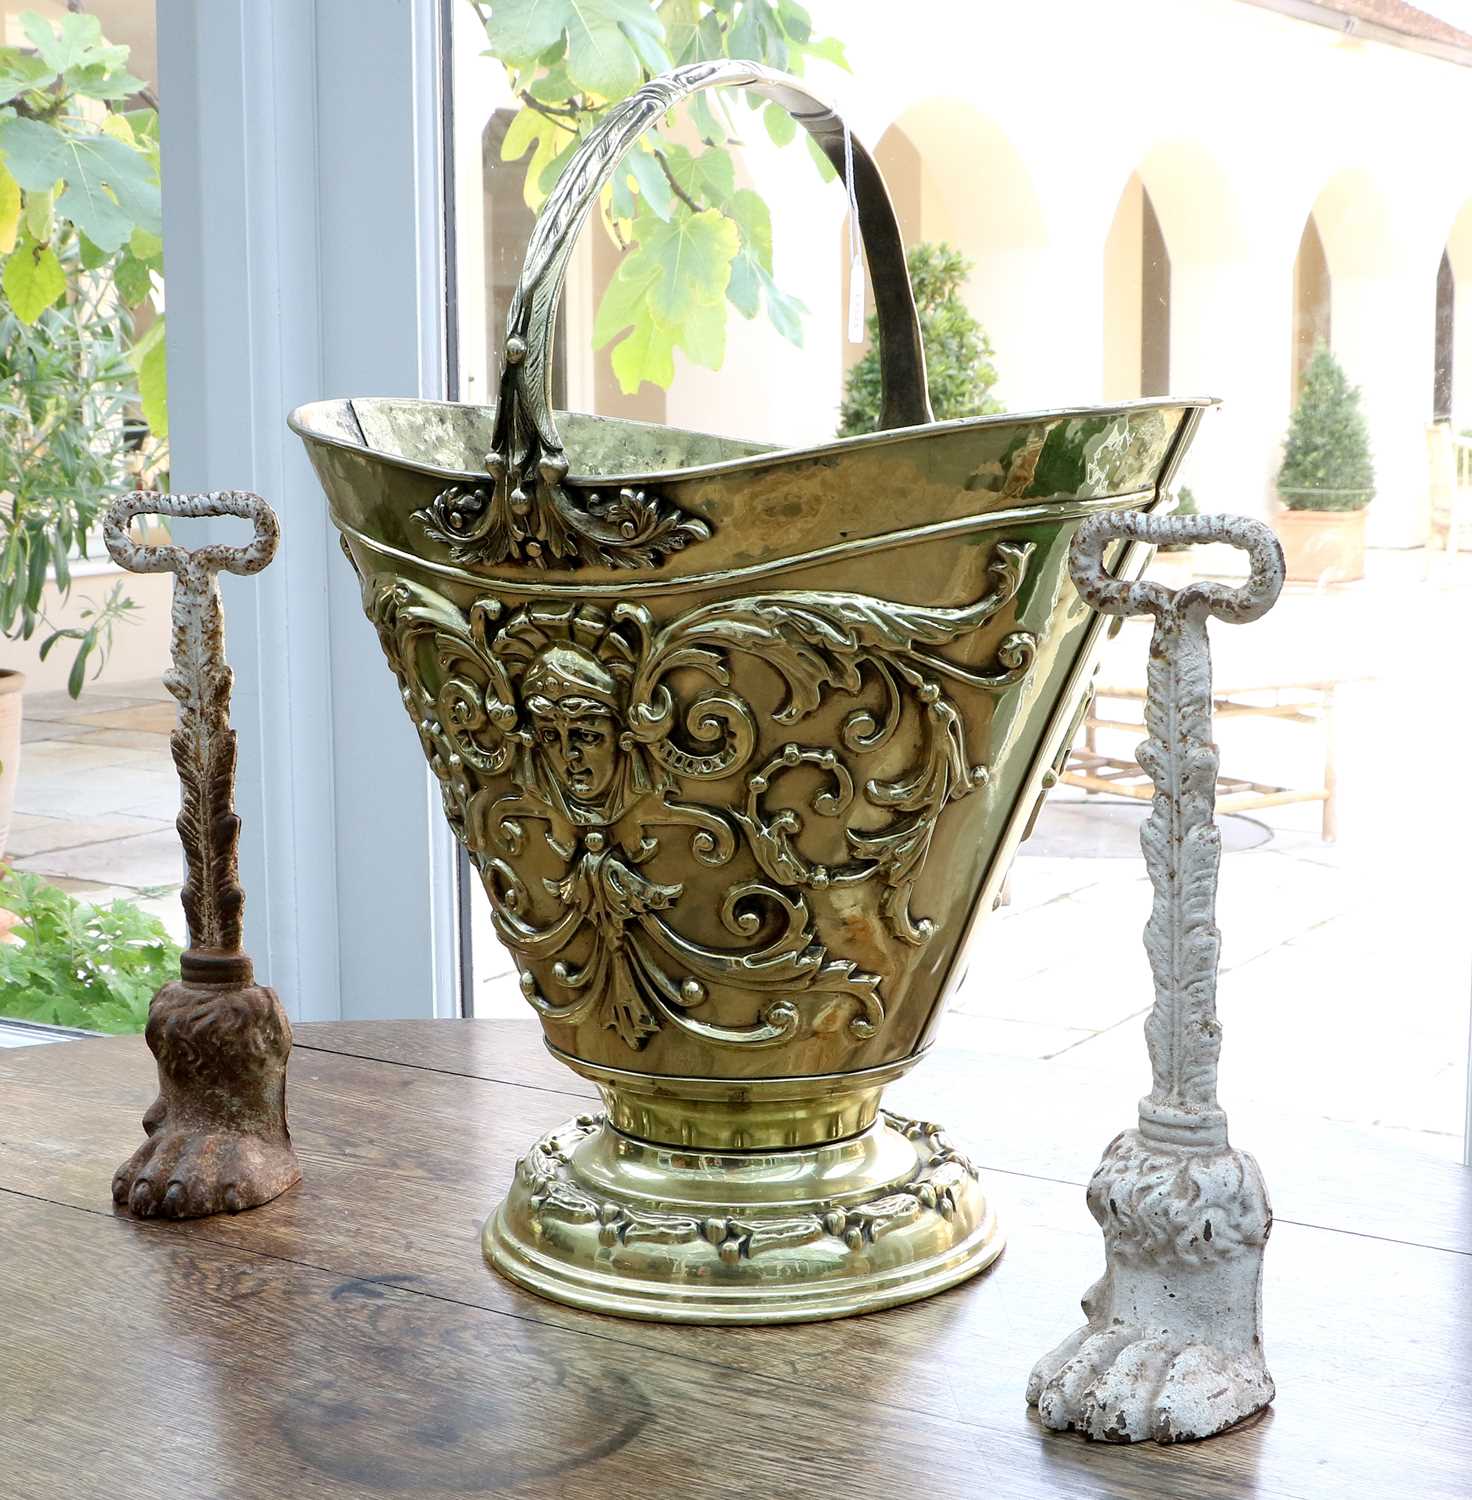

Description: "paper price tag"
842 120 864 344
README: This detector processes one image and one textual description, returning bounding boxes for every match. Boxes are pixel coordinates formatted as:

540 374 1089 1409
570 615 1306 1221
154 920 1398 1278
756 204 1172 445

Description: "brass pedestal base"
483 1110 1003 1324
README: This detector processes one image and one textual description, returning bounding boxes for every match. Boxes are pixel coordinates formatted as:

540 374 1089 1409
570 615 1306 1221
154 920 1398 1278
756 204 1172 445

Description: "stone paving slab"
44 875 118 898
475 969 522 1018
113 676 172 702
932 1010 1095 1062
998 854 1143 915
12 826 182 889
21 739 169 774
4 813 167 860
80 728 180 752
15 767 177 821
22 691 153 723
18 720 99 744
957 953 1154 1032
69 702 175 733
110 780 182 821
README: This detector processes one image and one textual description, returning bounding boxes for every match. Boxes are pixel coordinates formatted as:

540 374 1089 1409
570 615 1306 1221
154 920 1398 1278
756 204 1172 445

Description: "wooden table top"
2 1018 1468 1500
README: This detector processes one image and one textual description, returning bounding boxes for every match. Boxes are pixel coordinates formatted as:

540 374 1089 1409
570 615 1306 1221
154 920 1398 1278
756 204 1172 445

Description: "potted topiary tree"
1275 344 1374 582
839 241 1002 435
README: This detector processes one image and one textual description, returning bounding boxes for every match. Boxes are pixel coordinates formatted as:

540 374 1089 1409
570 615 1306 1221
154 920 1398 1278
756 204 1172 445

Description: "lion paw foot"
1029 1326 1273 1443
113 1127 300 1219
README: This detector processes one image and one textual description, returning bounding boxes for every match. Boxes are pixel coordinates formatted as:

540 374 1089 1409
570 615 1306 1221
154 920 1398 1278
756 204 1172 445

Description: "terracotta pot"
0 669 24 861
1273 503 1368 583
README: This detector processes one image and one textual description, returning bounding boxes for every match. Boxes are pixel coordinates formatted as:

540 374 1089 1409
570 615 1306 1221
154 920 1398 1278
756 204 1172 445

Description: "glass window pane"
448 0 1470 1162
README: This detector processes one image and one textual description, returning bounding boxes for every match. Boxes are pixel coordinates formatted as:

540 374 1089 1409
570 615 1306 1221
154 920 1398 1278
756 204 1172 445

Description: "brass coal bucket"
291 61 1206 1323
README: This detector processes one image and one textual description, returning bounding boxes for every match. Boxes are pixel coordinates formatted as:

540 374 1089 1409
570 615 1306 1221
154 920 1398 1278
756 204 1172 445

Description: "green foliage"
593 202 739 386
1278 344 1375 511
837 242 1002 437
0 114 160 252
0 869 179 1034
470 0 846 393
3 230 63 320
0 12 165 692
128 311 166 436
1 295 142 694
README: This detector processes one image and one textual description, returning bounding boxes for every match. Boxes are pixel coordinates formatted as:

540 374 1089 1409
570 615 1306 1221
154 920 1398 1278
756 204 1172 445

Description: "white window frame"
156 0 462 1021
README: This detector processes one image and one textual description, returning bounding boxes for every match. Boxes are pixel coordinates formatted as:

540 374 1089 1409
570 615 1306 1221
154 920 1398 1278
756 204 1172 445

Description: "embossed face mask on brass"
291 59 1210 1324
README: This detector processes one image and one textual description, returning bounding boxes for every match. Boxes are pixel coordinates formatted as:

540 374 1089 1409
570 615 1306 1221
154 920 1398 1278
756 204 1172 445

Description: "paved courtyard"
7 676 185 944
9 549 1468 1161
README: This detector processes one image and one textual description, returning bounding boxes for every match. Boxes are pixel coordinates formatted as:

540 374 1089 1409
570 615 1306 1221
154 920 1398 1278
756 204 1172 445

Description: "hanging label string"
844 122 865 344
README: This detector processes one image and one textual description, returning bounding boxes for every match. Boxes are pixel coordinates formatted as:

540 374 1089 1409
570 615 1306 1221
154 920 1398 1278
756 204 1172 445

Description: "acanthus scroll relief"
412 466 710 571
356 540 1038 1050
522 1112 978 1262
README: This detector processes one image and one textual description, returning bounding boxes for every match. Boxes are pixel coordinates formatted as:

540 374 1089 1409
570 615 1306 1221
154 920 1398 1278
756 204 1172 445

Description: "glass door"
444 0 1472 1165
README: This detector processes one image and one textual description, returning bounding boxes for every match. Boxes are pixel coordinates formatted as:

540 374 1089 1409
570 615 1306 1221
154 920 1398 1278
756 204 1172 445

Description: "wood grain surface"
1 1019 1468 1500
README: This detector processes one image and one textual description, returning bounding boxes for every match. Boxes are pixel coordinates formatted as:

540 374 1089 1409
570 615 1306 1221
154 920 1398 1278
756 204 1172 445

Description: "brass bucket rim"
287 392 1220 490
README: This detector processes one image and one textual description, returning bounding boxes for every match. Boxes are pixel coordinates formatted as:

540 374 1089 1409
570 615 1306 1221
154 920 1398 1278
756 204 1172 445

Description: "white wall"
526 0 1472 545
9 570 172 696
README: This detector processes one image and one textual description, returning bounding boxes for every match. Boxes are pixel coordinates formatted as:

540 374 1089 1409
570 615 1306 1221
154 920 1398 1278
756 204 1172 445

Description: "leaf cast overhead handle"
102 488 280 980
1069 511 1285 625
103 489 280 589
1068 505 1285 1144
501 58 931 465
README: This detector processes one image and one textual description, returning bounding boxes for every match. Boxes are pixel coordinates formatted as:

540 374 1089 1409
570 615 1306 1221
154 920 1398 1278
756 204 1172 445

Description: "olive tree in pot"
1275 344 1374 583
0 12 167 857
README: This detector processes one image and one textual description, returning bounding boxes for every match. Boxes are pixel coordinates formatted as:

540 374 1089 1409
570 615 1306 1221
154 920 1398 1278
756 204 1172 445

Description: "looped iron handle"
1070 511 1285 625
104 490 280 585
502 60 931 460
